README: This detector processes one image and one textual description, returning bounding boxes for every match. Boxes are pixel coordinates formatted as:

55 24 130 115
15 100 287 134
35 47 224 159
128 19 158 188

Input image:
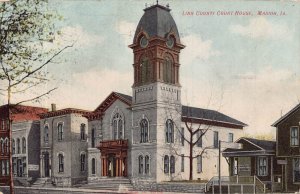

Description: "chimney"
51 103 56 112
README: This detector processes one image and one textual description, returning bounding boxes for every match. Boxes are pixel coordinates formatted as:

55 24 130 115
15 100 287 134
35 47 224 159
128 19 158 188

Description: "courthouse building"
25 3 246 187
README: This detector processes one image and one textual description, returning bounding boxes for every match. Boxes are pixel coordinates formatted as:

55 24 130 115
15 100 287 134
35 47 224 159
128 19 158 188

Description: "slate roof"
134 4 180 43
182 105 247 127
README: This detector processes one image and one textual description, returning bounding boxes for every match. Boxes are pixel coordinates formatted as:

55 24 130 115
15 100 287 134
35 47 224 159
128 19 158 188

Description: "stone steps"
77 177 133 191
31 178 53 188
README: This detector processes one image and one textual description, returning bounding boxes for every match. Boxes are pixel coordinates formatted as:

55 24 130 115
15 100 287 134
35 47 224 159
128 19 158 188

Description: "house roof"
222 137 276 157
133 4 181 43
0 104 48 121
39 108 91 119
182 105 247 127
272 103 300 127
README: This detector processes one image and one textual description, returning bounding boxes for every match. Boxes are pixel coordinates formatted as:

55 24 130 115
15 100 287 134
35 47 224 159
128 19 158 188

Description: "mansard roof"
0 104 48 121
272 103 300 127
39 108 91 119
133 4 181 43
182 105 247 128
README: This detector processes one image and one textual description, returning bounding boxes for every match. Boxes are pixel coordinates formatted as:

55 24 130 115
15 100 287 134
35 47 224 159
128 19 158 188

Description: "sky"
2 0 300 138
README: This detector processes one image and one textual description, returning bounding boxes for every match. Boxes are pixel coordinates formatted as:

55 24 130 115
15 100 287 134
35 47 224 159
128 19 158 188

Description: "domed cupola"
133 4 181 44
129 3 184 88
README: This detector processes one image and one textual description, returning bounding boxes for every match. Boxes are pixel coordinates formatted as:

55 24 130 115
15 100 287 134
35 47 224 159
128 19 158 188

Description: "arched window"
3 139 8 154
44 125 49 143
145 155 150 174
138 155 143 174
12 139 15 154
17 138 20 154
164 155 169 174
91 128 96 148
140 119 149 143
80 153 86 171
58 154 64 172
165 119 174 143
80 124 86 140
22 137 26 154
58 123 63 141
92 158 96 175
112 113 124 140
140 57 151 84
170 155 175 174
163 56 173 83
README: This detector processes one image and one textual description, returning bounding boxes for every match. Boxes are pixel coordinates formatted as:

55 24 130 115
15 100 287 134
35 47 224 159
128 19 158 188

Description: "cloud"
115 20 136 46
181 35 221 65
230 17 292 40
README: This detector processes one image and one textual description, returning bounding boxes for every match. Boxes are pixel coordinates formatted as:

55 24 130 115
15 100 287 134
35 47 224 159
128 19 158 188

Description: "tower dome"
133 4 181 44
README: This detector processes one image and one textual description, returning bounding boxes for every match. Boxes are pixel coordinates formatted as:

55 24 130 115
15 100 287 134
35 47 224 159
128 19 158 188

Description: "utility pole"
219 140 222 194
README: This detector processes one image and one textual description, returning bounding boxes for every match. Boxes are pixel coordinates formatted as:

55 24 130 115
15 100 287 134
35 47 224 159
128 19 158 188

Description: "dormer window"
140 36 148 48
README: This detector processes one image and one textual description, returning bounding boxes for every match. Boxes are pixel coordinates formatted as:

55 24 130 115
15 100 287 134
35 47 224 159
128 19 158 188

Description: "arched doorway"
98 140 128 177
43 152 50 177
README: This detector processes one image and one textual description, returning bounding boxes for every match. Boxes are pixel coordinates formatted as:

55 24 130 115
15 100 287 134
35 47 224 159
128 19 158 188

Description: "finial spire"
156 0 158 5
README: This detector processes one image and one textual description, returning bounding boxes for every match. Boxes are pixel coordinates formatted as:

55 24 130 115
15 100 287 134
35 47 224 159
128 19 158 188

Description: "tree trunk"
8 87 14 194
189 136 193 180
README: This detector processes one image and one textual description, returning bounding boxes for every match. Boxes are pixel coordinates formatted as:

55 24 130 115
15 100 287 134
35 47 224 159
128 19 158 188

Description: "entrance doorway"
108 155 116 177
44 152 50 177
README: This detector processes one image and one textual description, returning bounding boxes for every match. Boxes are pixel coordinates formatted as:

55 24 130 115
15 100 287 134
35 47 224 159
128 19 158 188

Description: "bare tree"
0 1 72 193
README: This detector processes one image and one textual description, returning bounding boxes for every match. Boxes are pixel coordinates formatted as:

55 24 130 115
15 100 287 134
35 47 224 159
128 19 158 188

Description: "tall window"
17 138 20 154
165 119 174 143
91 128 96 148
291 127 299 146
257 157 267 176
170 155 175 174
112 113 123 140
0 139 3 154
197 155 202 173
4 139 8 154
44 125 49 143
197 130 203 147
58 123 63 141
164 155 169 174
140 119 149 143
138 155 144 174
181 127 185 146
92 158 96 175
293 158 300 182
22 137 26 154
163 56 173 83
145 155 150 174
228 133 234 143
80 153 86 171
181 155 184 172
80 124 86 140
58 154 64 172
213 131 219 148
140 57 151 84
232 158 238 175
12 139 15 154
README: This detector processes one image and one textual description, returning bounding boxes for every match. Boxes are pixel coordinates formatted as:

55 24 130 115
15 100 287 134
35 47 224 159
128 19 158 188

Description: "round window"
166 37 175 48
140 36 148 48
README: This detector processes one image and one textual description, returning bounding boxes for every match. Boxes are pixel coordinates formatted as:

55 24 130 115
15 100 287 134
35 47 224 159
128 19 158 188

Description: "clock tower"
129 3 185 182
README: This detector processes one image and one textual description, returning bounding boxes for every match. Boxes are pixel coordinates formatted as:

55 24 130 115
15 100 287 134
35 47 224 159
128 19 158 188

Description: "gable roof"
94 92 132 113
272 103 300 127
223 137 276 157
182 105 247 128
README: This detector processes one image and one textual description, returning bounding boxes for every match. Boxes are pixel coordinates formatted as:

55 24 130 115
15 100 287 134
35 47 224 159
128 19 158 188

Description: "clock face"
166 37 174 48
140 36 148 48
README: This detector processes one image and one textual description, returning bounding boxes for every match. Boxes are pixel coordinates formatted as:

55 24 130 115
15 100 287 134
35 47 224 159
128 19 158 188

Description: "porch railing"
205 175 266 194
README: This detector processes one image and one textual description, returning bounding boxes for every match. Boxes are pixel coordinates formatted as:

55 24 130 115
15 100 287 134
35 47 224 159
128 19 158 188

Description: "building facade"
38 108 90 186
272 103 300 192
0 105 47 186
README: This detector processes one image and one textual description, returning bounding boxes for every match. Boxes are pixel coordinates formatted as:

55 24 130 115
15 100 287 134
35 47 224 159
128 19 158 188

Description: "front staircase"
31 178 54 188
75 177 133 192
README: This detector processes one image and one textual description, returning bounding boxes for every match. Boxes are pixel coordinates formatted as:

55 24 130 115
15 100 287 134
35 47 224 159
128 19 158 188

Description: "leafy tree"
0 1 72 193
